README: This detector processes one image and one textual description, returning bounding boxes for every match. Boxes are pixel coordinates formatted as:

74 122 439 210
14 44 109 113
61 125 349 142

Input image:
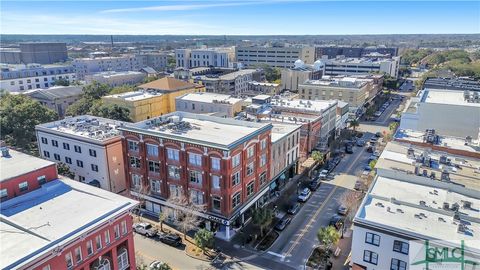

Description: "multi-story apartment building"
102 77 205 122
136 53 169 71
73 55 144 80
26 86 83 117
235 46 315 68
0 64 76 92
85 71 146 87
0 42 68 64
281 59 324 91
246 81 281 96
175 92 244 118
298 75 380 111
119 111 272 240
351 155 479 270
0 147 138 270
35 115 128 193
269 123 301 189
175 49 230 69
320 56 400 78
193 69 263 95
315 45 398 59
423 77 480 92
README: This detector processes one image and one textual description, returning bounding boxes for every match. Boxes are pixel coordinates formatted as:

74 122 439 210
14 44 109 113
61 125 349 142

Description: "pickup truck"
133 222 158 237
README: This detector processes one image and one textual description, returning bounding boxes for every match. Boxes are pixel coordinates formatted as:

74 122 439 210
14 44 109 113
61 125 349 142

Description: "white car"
298 188 312 202
374 111 382 117
149 261 165 270
319 170 329 180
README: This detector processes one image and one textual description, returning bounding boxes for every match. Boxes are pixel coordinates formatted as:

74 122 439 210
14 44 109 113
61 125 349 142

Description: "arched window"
91 258 111 270
117 247 129 270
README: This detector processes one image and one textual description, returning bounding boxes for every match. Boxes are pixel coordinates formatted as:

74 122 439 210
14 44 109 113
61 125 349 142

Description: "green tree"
66 98 94 116
143 76 159 83
158 212 166 232
311 150 324 164
153 263 172 270
253 64 281 82
194 228 214 254
369 159 377 171
349 120 359 132
57 162 75 179
110 85 136 95
53 77 70 86
0 94 58 150
317 226 340 249
252 207 273 237
82 82 111 100
389 122 399 131
90 103 131 122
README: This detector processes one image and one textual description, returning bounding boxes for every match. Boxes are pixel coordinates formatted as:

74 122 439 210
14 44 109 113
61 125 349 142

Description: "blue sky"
1 1 479 35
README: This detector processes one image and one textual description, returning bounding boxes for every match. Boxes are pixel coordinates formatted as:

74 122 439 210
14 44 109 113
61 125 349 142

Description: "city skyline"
1 1 479 35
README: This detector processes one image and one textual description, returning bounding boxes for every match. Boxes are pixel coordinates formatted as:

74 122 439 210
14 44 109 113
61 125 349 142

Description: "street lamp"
296 181 301 195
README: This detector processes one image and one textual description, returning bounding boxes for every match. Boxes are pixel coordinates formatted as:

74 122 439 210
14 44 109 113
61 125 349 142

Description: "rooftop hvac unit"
463 201 472 209
441 170 450 181
407 147 415 158
443 202 450 210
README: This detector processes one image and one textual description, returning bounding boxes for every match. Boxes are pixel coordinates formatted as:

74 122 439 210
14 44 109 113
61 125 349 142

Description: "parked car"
158 232 182 247
364 165 372 171
298 188 312 202
274 216 292 231
354 180 364 191
356 139 365 147
375 132 382 138
329 215 345 230
345 143 353 154
368 155 377 162
366 146 374 153
319 169 329 180
374 111 382 117
149 261 166 270
287 202 301 215
133 222 157 237
373 150 381 157
337 205 348 216
309 179 321 191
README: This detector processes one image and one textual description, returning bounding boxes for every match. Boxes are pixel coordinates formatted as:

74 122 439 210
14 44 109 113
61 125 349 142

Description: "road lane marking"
284 185 338 257
267 251 286 261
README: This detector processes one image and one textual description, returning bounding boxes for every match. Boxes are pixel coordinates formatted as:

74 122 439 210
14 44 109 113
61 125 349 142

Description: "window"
86 240 93 255
104 230 111 245
131 174 142 188
247 181 255 197
211 157 221 171
91 164 99 172
167 148 179 161
391 259 407 270
247 146 255 158
74 246 82 263
188 153 202 166
78 175 85 182
232 154 240 168
121 220 127 235
363 250 378 265
232 171 241 186
114 224 120 239
42 265 51 270
148 161 160 173
212 196 221 211
65 156 72 164
189 170 202 184
393 240 409 255
95 235 102 250
76 160 83 168
89 149 97 157
128 140 139 151
259 171 267 185
43 151 50 158
190 189 203 205
41 137 48 144
1 189 8 200
168 165 180 179
146 144 159 156
169 184 182 198
365 232 380 246
63 142 70 150
129 156 141 168
37 175 46 185
150 179 161 193
260 139 267 150
259 153 267 167
232 192 241 209
54 153 61 161
65 252 73 269
52 140 58 147
19 181 28 192
117 248 129 270
211 175 221 190
74 145 82 153
246 162 255 176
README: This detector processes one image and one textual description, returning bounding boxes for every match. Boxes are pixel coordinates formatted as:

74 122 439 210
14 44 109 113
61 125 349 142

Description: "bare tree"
164 193 205 241
131 184 150 222
339 190 363 223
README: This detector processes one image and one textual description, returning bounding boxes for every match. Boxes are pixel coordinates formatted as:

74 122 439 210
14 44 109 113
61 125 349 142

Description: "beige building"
235 46 315 68
246 81 281 96
281 60 324 91
26 86 83 117
298 75 380 110
102 77 205 122
175 92 244 117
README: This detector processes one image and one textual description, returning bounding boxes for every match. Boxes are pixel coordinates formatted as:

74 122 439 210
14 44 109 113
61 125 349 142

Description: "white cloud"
100 1 260 13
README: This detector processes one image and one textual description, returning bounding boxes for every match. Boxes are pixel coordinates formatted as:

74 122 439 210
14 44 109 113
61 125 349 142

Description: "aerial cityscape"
0 1 479 270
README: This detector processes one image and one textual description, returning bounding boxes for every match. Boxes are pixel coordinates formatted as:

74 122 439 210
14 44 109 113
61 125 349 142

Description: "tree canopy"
317 226 340 249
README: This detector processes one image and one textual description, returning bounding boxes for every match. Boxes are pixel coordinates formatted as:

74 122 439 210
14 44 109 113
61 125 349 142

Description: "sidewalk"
331 229 353 270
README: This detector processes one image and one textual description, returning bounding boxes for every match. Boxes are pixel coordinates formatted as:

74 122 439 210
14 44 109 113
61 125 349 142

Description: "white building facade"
235 46 315 68
85 71 146 87
176 49 230 69
321 56 400 78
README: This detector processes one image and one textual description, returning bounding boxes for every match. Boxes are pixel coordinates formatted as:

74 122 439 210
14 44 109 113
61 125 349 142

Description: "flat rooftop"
176 92 242 104
88 71 144 78
36 115 125 142
270 123 301 143
120 111 272 150
356 172 479 252
302 77 368 89
375 141 480 190
0 149 55 182
271 97 337 113
323 57 396 65
0 178 137 269
419 88 480 107
104 90 163 101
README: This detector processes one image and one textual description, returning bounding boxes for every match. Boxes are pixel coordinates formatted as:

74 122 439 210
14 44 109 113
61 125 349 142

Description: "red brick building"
0 147 138 270
119 111 272 240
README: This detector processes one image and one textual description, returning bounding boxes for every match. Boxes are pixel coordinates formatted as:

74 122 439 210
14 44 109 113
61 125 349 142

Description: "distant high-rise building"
175 49 230 69
1 42 68 65
315 46 398 59
235 46 315 68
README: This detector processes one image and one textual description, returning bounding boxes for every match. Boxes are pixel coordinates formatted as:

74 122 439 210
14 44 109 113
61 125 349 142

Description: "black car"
274 216 292 231
309 179 321 191
345 143 353 154
158 233 182 247
375 132 382 138
329 215 344 230
287 202 301 215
